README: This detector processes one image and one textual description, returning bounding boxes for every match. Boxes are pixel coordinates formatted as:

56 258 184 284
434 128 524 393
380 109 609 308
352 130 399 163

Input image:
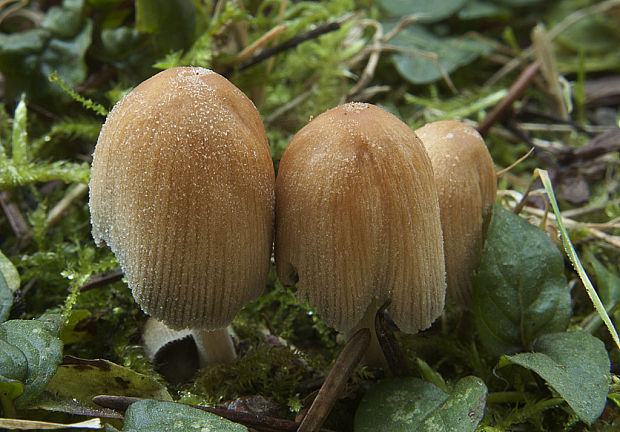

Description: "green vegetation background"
0 0 619 431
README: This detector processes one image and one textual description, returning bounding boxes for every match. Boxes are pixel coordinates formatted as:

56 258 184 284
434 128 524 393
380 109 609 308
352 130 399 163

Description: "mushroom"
89 67 275 365
414 120 496 308
275 102 446 364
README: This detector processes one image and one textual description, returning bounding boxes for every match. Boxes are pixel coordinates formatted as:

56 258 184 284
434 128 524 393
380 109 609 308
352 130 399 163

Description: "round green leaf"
354 376 487 432
0 337 28 381
504 332 610 425
0 320 63 407
385 24 492 85
123 400 249 432
473 205 571 356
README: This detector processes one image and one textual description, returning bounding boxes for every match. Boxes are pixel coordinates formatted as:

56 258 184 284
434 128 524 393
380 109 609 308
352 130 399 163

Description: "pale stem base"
191 327 237 367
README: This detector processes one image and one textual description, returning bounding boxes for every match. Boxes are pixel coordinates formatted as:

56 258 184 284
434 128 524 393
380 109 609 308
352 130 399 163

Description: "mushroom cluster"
89 67 275 365
90 67 496 373
275 103 447 363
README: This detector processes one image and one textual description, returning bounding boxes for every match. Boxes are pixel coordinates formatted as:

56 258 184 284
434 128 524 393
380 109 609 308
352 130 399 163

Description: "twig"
347 16 423 100
46 183 88 227
233 25 289 64
496 147 535 178
297 328 370 432
518 122 613 134
562 198 620 218
265 88 314 125
477 60 540 136
531 24 568 120
0 191 31 240
79 268 124 292
236 21 344 73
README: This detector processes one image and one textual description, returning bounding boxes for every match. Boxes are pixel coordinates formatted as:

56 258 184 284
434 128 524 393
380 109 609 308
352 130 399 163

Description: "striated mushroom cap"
275 102 446 334
89 67 275 330
415 120 496 307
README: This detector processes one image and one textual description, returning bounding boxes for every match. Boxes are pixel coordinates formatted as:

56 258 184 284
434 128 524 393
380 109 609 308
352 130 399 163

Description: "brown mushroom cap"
89 67 275 330
275 102 446 334
415 120 497 307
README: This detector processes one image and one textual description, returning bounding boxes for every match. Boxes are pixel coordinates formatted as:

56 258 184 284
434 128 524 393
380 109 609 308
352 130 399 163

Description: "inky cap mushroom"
275 102 446 336
415 120 496 307
89 67 275 359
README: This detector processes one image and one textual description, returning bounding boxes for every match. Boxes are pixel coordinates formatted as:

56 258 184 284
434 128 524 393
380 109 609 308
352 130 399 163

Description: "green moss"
192 343 317 413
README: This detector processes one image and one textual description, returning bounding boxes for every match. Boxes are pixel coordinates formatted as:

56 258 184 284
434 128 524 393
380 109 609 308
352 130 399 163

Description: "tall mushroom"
414 120 496 307
89 67 275 365
275 102 446 364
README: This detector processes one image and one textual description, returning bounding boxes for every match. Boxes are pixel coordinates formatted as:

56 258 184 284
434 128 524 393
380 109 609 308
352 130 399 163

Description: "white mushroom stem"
191 327 237 367
345 301 387 368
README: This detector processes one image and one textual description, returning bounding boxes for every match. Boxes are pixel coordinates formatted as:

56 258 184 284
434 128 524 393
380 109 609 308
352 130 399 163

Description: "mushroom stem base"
346 301 387 369
191 327 237 366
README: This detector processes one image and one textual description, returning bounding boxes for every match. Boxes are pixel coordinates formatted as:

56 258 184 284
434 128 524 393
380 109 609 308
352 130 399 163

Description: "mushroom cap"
415 120 496 307
89 67 275 330
275 102 446 334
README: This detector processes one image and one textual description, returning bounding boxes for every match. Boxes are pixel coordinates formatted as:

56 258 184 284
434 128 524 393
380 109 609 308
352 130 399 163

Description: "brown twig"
79 268 124 292
477 60 540 136
235 21 343 73
297 328 370 432
0 191 31 240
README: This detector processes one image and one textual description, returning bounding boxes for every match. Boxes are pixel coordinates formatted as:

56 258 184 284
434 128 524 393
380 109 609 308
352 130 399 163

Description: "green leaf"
0 376 25 402
43 357 171 408
376 0 467 22
549 0 620 54
0 251 20 293
0 250 19 323
385 23 492 85
40 0 85 39
0 0 91 105
0 337 28 384
473 205 571 356
504 332 610 425
354 377 487 432
11 94 28 165
458 1 509 20
0 273 12 323
135 0 203 55
0 320 63 407
122 400 249 432
0 30 48 56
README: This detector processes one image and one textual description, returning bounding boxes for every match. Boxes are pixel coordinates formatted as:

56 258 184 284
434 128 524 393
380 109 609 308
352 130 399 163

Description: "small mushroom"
415 120 497 307
89 67 275 365
275 102 446 364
